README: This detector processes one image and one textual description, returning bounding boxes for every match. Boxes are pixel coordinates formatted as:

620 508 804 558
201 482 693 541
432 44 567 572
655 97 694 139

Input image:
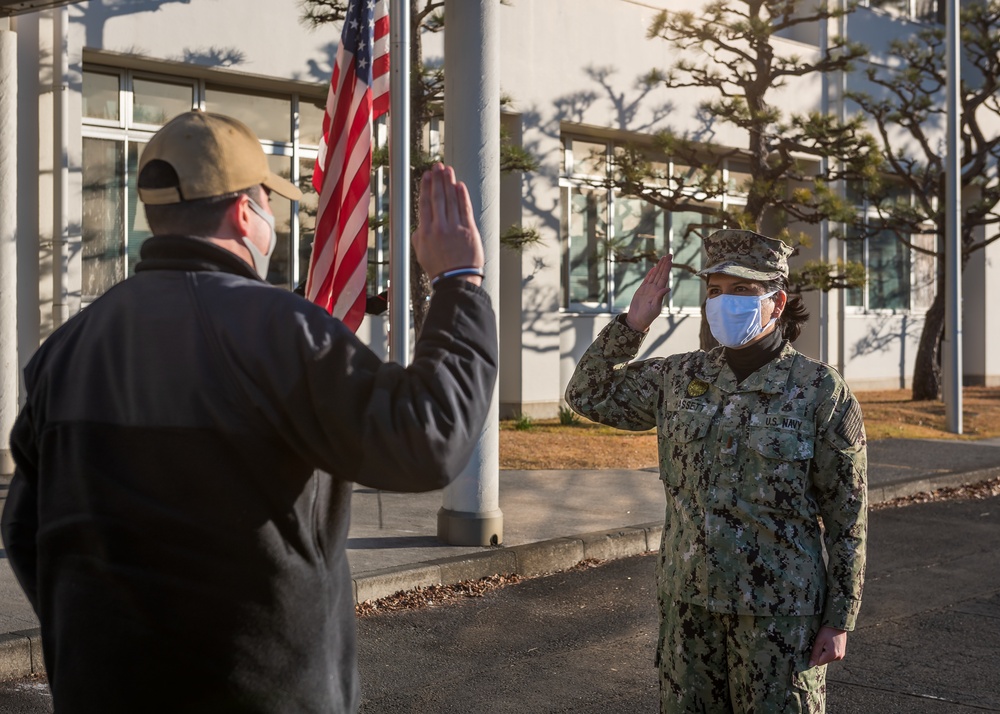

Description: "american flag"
305 0 390 332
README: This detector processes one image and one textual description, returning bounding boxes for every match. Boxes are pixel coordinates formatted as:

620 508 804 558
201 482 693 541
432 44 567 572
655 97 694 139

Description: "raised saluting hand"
625 254 672 332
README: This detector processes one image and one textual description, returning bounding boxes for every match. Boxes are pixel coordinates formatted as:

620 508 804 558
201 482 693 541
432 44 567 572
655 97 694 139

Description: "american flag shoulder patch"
836 400 865 446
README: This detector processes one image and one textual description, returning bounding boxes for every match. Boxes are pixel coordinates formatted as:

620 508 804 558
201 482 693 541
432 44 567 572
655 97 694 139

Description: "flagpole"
388 0 411 367
944 0 962 433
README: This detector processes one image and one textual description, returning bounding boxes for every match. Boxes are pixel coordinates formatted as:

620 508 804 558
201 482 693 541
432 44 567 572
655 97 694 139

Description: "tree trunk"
911 287 945 400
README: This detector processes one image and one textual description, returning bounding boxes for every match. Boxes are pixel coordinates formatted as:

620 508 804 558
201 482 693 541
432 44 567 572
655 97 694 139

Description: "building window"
845 226 911 310
559 136 744 313
845 183 935 312
863 0 940 22
81 138 127 299
81 66 391 303
909 232 937 311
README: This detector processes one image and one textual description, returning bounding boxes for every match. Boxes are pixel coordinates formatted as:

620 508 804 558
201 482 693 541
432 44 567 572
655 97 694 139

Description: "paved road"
357 493 1000 713
0 677 49 713
829 496 1000 713
358 554 660 712
3 494 998 712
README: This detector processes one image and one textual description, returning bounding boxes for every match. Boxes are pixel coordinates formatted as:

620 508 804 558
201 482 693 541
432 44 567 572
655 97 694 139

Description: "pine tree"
594 0 879 346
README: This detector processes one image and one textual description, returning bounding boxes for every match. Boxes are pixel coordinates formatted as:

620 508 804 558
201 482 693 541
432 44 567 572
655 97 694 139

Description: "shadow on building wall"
71 0 248 73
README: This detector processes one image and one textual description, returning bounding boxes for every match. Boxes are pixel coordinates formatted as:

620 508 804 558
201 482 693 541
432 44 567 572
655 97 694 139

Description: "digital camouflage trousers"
656 600 826 713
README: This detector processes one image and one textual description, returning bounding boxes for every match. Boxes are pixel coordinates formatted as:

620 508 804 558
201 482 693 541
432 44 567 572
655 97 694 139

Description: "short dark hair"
139 159 262 237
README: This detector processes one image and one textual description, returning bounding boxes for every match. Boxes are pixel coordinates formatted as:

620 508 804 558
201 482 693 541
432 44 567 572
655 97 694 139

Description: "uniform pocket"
666 411 711 443
744 425 815 507
790 663 827 713
659 411 712 487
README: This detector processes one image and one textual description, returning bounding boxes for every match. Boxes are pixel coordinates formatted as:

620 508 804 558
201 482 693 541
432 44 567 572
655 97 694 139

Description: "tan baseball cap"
696 229 793 282
138 110 302 205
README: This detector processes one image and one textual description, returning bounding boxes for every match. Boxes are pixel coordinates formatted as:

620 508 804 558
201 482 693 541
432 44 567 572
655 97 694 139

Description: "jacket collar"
696 342 798 395
135 235 262 281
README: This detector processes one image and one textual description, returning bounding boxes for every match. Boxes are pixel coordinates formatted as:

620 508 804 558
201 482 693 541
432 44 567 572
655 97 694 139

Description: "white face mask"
705 290 778 349
244 196 277 280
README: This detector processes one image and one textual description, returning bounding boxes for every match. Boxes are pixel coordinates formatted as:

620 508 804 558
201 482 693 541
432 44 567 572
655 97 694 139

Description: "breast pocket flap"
667 412 711 444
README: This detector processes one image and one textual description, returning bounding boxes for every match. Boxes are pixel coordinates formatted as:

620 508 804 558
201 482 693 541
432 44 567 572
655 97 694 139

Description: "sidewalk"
2 437 999 681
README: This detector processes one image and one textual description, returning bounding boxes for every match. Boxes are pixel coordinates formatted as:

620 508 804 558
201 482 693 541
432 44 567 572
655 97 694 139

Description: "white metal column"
52 5 70 328
388 0 411 367
944 0 962 433
0 17 17 476
438 0 502 546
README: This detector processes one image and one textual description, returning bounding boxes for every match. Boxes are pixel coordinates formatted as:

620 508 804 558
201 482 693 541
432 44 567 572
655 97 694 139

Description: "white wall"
964 223 1000 387
74 0 332 84
982 230 1000 387
15 11 41 387
30 8 84 341
842 312 925 390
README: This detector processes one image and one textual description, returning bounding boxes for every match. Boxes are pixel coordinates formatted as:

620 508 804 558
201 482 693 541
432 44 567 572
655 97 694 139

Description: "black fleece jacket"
1 235 498 713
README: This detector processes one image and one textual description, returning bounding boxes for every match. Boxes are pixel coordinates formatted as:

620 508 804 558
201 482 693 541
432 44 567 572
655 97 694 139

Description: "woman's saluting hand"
625 254 672 332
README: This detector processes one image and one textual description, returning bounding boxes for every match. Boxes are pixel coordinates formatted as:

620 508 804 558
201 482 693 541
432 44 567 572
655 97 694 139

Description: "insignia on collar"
687 379 709 397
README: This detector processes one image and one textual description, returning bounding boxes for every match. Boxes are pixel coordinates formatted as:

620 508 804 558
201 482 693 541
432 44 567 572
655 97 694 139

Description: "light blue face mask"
705 290 778 348
245 196 277 280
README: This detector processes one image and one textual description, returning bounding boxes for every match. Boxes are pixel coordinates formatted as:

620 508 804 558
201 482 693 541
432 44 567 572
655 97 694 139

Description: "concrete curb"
866 466 1000 504
2 467 996 683
0 628 43 682
350 465 1000 606
352 523 663 604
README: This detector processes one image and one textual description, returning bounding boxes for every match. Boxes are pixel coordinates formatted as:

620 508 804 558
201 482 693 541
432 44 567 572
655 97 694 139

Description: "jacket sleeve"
238 279 498 493
812 383 868 631
1 403 41 613
564 315 664 432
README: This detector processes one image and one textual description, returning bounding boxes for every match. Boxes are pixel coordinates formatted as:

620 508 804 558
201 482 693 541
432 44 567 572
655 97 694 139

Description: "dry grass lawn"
500 386 1000 470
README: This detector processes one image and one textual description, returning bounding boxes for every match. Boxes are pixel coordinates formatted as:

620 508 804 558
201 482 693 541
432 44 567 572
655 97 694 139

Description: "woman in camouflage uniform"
566 230 867 713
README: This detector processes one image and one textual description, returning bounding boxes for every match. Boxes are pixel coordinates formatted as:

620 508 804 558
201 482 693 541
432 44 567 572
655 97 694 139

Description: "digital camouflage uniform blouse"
566 316 868 631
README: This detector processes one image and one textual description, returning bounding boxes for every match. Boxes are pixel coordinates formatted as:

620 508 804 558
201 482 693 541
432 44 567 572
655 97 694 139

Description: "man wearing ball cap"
567 229 868 712
2 110 497 712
